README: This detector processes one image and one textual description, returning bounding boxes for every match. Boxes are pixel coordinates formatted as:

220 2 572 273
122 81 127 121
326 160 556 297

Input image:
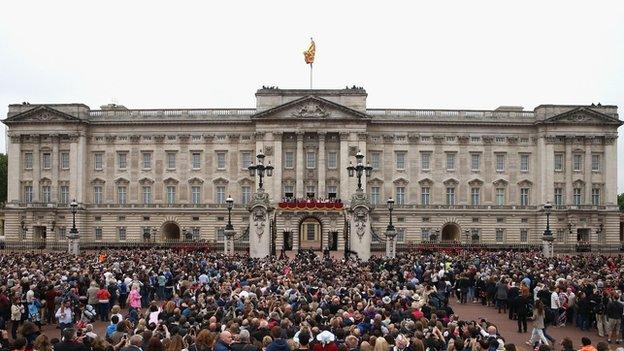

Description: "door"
283 231 293 250
299 218 321 250
329 231 338 251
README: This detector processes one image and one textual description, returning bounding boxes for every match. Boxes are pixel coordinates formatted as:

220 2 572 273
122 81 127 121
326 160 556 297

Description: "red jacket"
313 343 338 351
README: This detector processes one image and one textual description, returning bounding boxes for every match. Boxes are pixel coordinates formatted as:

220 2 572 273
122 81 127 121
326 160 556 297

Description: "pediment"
251 95 370 121
4 106 84 124
542 107 622 126
393 177 409 185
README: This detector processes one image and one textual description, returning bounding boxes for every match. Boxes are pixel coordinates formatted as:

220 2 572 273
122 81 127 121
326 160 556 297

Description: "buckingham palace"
2 87 621 252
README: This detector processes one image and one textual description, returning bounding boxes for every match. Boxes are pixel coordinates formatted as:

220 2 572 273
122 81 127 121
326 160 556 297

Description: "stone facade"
2 88 621 251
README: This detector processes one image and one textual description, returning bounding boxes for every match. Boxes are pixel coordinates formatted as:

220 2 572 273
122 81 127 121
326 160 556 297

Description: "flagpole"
310 63 313 89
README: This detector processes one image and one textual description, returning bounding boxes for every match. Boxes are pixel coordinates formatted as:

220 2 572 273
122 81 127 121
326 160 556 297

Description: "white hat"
316 330 335 344
382 296 391 304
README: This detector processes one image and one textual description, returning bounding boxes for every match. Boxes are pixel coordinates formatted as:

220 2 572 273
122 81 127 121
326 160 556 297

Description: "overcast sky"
1 1 623 190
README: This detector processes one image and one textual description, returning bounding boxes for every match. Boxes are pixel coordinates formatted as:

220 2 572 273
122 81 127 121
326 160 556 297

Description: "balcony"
278 198 344 211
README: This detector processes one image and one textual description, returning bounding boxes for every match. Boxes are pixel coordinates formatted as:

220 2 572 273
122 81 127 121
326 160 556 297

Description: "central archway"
299 217 322 250
162 222 181 241
441 223 460 242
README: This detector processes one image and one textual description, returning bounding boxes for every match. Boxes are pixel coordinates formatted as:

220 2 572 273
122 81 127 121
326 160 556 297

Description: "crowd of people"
0 248 622 351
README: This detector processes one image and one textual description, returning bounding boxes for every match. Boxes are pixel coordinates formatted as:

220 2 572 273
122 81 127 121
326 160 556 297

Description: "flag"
303 38 315 64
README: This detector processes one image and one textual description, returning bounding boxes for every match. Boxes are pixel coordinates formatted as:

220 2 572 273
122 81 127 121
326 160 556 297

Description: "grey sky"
1 1 623 190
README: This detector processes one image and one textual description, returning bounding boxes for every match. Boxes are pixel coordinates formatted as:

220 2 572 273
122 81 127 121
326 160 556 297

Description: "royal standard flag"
303 38 315 64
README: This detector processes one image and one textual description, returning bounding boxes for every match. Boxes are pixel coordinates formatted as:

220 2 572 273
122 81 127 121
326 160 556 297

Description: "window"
192 228 200 240
554 187 563 206
495 154 505 172
216 186 226 204
521 218 529 223
446 187 455 205
446 153 456 170
520 188 529 206
60 152 70 170
592 187 601 205
166 152 177 169
23 185 33 203
142 152 152 169
470 187 480 205
241 151 252 169
520 154 530 172
117 152 127 169
217 227 225 242
327 151 338 169
284 185 294 198
396 187 405 205
556 228 564 241
370 152 380 170
327 185 337 198
495 228 504 243
520 229 528 243
395 151 406 170
306 185 316 196
118 227 127 241
216 152 226 170
42 153 51 169
496 188 505 205
497 217 505 223
142 186 152 204
370 186 380 205
191 152 201 169
470 153 481 171
284 151 294 169
423 217 430 222
60 186 69 204
94 227 102 240
421 228 431 241
94 153 103 170
117 186 127 205
420 152 431 170
93 186 103 204
554 153 564 171
191 186 201 204
573 188 582 205
142 227 151 240
306 151 316 169
241 186 251 204
42 186 51 203
24 152 33 170
166 186 176 204
396 228 405 243
306 224 315 241
591 154 601 172
573 154 583 171
421 187 430 205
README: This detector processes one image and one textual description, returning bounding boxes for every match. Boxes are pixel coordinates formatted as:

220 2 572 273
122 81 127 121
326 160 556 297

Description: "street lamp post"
224 195 235 255
152 227 158 244
67 199 79 255
385 197 397 258
248 150 274 190
464 229 470 244
542 202 553 257
347 151 373 191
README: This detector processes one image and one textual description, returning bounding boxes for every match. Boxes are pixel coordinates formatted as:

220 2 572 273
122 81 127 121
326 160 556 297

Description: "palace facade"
3 87 622 251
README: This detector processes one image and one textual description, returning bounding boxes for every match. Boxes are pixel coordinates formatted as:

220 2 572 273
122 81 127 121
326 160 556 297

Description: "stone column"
248 189 273 258
33 136 40 202
584 139 592 204
273 132 283 200
339 132 350 200
565 137 573 205
604 136 618 205
349 191 372 261
7 134 21 204
318 132 326 197
51 134 60 202
296 132 304 198
263 132 275 201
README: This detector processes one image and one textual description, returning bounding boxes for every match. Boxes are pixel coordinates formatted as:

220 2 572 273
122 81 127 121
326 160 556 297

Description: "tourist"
527 300 548 347
579 337 597 351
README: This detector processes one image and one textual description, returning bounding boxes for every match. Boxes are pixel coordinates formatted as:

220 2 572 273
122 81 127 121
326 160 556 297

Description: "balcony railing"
89 108 256 118
0 240 219 251
278 198 344 211
367 109 535 120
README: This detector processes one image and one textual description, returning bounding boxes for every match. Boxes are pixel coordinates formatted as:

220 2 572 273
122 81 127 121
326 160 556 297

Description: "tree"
619 193 624 212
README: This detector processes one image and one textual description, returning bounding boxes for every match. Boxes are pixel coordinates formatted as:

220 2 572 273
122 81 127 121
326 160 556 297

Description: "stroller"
81 304 97 323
